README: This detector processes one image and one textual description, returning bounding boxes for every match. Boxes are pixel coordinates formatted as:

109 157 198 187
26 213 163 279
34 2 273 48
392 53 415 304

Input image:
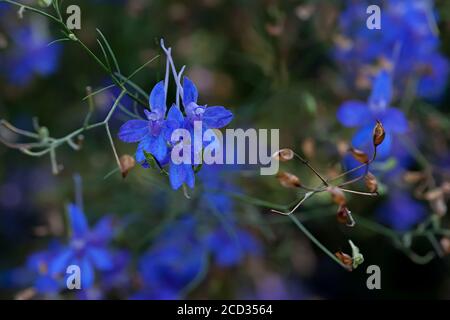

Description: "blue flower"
376 191 427 231
182 77 233 130
337 70 408 159
118 81 168 163
205 227 261 267
0 23 62 86
48 204 117 289
335 0 449 100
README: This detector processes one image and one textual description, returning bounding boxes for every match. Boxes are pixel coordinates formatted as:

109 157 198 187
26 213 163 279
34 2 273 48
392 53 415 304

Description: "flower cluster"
335 0 449 100
118 48 233 190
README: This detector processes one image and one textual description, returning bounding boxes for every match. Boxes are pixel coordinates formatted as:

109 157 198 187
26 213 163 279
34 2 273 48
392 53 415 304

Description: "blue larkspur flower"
119 81 169 163
337 70 408 159
48 204 117 289
0 22 62 86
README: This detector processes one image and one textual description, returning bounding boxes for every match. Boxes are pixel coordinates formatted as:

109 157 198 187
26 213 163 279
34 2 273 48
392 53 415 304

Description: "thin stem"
340 188 377 197
294 153 328 186
270 191 315 215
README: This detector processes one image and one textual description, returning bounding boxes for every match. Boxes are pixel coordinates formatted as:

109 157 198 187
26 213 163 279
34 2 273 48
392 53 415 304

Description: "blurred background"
0 0 450 299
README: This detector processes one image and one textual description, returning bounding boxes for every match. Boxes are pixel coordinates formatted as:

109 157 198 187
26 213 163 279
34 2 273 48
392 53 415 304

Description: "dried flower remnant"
373 120 385 147
273 148 294 162
365 172 378 194
335 251 353 268
337 205 355 227
349 147 369 164
441 238 450 255
276 171 301 189
120 154 136 178
328 187 347 207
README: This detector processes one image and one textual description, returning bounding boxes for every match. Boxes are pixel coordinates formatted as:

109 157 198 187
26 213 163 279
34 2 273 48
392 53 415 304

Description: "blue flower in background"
118 81 168 162
335 0 449 100
376 191 427 231
337 70 408 159
205 227 261 267
0 21 62 86
48 204 117 289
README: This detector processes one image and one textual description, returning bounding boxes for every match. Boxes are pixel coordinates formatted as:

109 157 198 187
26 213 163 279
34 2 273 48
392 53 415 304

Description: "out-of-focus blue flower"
48 204 117 289
337 70 408 159
205 227 261 267
119 81 168 163
335 0 449 100
376 191 427 231
0 20 62 86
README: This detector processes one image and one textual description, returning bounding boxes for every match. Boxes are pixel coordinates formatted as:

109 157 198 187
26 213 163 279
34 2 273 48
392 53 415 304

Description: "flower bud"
120 154 136 178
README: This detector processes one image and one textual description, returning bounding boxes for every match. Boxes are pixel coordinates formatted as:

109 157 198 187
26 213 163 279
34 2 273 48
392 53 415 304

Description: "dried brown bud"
335 251 353 267
328 187 347 206
373 120 385 147
440 237 450 255
120 154 136 178
403 171 425 184
431 197 447 217
441 182 450 195
349 147 369 164
273 148 294 162
337 205 355 227
424 188 443 201
364 172 378 193
276 171 301 188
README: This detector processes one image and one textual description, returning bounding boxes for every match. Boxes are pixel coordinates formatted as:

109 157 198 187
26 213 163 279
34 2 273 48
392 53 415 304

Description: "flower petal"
183 77 198 107
169 162 187 190
118 120 149 143
380 108 408 134
87 247 114 271
80 257 95 288
135 135 153 163
369 70 392 110
149 81 167 116
48 249 73 275
336 100 371 127
203 106 234 129
68 203 89 238
148 133 168 162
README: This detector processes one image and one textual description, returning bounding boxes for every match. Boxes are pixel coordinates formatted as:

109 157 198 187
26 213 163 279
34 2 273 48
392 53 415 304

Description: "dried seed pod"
276 171 301 188
335 251 353 267
424 188 443 201
328 187 347 206
403 171 425 184
373 120 385 147
349 147 369 164
440 237 450 255
337 205 355 227
273 148 294 162
120 154 136 178
364 172 378 193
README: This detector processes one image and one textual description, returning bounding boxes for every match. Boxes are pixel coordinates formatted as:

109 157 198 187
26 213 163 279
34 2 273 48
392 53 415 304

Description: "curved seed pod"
364 172 378 193
276 171 301 188
273 148 294 162
349 147 369 164
335 251 353 267
337 205 355 227
373 120 385 147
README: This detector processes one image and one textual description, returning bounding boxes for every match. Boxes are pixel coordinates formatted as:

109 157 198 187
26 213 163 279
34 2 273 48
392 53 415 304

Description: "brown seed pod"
373 120 386 147
328 187 347 206
335 251 353 267
273 148 295 162
120 154 136 178
337 205 355 227
349 147 369 164
276 171 301 188
364 172 378 193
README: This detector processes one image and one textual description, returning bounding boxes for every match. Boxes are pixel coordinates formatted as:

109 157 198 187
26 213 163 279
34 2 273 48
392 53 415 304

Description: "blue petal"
381 108 408 134
87 247 114 271
184 164 195 189
169 162 186 190
80 257 95 289
90 216 115 245
163 105 185 141
149 81 167 116
118 120 149 143
135 135 153 163
352 126 393 160
35 276 61 294
336 101 371 127
369 70 392 110
68 203 89 238
203 106 234 129
183 77 198 107
49 249 73 275
148 134 168 162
